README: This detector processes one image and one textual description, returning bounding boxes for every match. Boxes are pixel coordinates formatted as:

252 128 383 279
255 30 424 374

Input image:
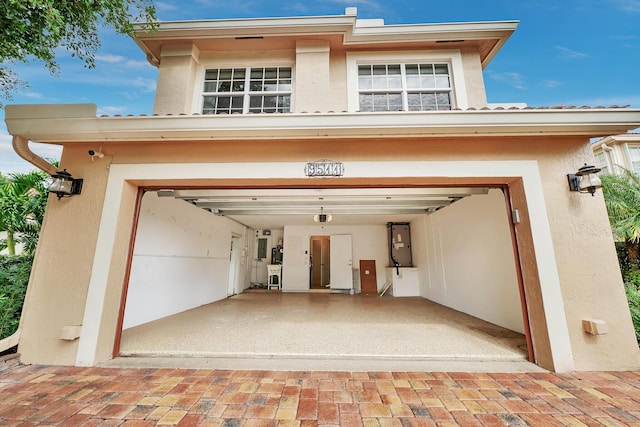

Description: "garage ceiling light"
313 207 332 223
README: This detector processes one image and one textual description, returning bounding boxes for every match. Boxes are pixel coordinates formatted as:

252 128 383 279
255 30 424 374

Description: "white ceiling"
156 187 490 229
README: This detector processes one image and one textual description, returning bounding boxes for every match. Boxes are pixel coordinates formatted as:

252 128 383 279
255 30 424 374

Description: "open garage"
117 184 531 367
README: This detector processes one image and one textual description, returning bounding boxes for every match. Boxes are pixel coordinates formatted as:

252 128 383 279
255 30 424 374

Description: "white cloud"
23 92 44 99
97 105 128 116
0 128 62 174
611 34 639 40
610 0 640 12
126 60 151 68
95 54 126 63
0 129 13 153
290 3 309 13
323 0 384 12
554 45 589 59
156 1 178 11
540 80 561 89
488 71 526 90
130 77 157 92
30 143 63 162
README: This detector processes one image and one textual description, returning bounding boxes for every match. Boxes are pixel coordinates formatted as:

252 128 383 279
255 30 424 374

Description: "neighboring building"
592 133 640 175
4 8 640 372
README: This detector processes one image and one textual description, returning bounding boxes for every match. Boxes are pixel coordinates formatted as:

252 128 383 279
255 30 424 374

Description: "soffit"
146 36 496 61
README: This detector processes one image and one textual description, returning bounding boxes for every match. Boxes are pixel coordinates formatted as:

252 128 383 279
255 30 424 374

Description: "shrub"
623 270 640 343
0 254 32 340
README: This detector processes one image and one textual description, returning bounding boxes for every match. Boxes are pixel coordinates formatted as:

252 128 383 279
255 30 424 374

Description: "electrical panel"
388 222 413 267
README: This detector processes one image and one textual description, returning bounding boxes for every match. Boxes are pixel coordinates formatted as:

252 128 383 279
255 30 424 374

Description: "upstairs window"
357 63 452 112
202 67 292 114
628 146 640 173
593 150 610 175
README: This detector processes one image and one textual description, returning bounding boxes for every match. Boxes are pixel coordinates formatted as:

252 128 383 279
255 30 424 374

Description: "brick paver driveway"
0 358 639 426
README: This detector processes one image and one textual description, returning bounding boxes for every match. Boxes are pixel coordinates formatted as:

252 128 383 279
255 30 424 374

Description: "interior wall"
123 192 248 329
251 229 284 284
282 224 389 292
414 189 524 333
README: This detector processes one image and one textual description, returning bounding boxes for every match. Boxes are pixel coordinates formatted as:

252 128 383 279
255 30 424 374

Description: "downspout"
11 135 58 175
0 136 58 354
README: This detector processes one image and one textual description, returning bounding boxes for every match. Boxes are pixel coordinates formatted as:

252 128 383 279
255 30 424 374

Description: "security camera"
88 149 104 160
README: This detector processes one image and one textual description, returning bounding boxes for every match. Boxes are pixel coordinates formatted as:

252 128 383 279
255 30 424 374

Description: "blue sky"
1 0 639 173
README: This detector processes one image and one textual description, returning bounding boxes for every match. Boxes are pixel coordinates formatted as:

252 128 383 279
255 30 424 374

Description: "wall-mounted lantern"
48 169 83 200
567 164 602 197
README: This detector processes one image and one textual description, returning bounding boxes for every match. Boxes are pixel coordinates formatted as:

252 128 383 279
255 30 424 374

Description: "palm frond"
601 170 640 243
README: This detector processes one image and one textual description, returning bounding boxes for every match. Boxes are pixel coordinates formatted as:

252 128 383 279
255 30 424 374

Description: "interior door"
227 236 240 296
310 236 330 289
330 234 352 290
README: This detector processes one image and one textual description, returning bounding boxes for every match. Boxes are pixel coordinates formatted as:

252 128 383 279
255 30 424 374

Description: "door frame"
79 160 571 371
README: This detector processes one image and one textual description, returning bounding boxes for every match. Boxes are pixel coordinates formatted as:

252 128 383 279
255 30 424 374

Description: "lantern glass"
580 173 602 191
48 177 73 194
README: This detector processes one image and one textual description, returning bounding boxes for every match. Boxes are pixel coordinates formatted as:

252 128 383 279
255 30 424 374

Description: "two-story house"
5 8 640 372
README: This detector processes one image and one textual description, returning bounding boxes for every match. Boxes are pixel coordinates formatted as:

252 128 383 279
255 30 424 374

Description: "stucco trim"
76 160 574 371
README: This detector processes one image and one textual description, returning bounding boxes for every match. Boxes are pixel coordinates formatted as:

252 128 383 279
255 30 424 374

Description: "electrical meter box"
388 222 413 267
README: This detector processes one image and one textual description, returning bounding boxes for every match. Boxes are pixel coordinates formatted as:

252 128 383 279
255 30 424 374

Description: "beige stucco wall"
16 134 640 371
460 47 488 108
153 44 200 115
151 38 489 115
295 41 331 113
18 145 111 365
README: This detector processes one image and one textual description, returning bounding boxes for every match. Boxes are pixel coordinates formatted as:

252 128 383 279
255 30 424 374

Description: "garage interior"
116 185 535 370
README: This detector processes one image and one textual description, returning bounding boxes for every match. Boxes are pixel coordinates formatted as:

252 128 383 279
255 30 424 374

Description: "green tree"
0 0 156 106
601 170 640 270
0 170 49 256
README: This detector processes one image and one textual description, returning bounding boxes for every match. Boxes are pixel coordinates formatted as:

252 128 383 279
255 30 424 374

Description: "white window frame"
201 66 293 114
593 150 612 175
625 145 640 174
357 63 453 112
346 50 468 112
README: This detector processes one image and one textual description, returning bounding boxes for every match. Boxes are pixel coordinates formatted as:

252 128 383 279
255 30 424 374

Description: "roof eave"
133 17 518 67
5 106 640 144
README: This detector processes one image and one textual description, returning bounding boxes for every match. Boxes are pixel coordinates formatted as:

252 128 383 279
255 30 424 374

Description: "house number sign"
304 160 344 177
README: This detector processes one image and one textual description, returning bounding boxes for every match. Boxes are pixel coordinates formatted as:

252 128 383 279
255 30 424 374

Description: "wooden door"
359 260 378 294
310 236 330 289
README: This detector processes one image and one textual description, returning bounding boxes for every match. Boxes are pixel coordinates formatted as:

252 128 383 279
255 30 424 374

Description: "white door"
330 234 353 290
227 236 240 296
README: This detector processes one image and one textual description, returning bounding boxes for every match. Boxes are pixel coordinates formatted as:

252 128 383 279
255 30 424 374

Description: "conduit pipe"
12 135 58 176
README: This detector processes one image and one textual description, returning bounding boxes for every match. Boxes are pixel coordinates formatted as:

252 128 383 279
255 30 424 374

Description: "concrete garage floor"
114 292 542 372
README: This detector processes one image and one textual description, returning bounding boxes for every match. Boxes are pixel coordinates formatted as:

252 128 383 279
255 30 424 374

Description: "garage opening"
115 185 531 365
